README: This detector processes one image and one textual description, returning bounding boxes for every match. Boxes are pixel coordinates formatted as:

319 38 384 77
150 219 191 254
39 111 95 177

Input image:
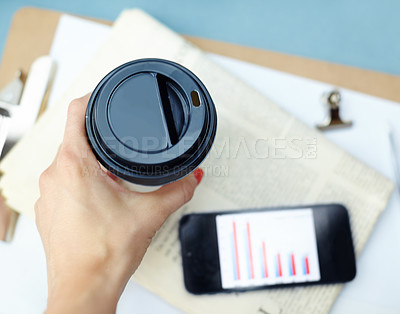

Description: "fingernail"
107 171 118 181
193 168 204 185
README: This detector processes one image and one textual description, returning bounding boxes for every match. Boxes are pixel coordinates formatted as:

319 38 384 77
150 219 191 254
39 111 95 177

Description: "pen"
388 124 400 195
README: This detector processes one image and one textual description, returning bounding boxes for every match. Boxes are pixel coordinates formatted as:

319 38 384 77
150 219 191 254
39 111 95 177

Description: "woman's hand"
35 94 203 313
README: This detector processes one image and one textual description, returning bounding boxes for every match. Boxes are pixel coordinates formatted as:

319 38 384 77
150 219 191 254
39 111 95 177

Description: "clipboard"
1 6 400 103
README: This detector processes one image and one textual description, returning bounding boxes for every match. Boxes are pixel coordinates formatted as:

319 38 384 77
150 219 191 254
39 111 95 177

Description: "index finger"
62 93 91 153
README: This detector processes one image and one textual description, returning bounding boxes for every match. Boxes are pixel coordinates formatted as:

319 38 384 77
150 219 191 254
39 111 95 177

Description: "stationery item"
86 58 217 190
0 56 56 147
0 9 393 314
0 71 23 157
0 70 23 105
0 56 56 242
317 90 353 131
0 72 21 241
388 125 400 195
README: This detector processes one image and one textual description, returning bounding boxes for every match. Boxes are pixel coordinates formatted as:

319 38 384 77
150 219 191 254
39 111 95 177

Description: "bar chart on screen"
216 209 321 289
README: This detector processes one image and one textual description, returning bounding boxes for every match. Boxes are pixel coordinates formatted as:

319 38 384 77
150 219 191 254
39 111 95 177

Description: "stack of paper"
0 9 393 314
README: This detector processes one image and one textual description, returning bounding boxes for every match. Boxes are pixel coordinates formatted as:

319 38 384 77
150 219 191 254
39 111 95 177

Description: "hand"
35 94 203 313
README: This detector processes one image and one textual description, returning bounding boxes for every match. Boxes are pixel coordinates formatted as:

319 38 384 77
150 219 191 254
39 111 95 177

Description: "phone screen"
215 209 321 289
179 204 356 294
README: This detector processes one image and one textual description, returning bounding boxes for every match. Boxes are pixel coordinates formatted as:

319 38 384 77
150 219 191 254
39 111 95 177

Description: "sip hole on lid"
191 90 201 107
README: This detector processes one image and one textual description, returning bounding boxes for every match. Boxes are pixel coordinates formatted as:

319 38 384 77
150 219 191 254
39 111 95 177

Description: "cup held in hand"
85 59 217 190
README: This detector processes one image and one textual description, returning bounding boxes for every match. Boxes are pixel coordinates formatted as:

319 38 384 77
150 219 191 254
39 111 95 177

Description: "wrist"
46 265 127 314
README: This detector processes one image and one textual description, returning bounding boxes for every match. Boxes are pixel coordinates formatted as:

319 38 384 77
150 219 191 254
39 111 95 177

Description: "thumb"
146 168 204 217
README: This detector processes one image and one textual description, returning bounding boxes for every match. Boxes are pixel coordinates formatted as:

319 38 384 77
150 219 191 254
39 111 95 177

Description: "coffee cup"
85 58 217 192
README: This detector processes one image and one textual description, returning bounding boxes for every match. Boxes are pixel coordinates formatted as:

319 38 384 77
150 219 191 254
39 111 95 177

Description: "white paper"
48 15 112 108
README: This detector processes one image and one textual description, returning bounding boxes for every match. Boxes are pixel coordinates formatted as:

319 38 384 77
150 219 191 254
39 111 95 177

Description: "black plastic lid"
85 59 217 186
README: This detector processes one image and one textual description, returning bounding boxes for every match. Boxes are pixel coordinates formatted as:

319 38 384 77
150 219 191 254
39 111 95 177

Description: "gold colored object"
317 90 353 131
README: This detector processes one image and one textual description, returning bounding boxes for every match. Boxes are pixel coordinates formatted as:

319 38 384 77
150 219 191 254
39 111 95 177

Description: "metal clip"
0 56 56 156
316 89 352 131
0 70 24 105
0 56 56 242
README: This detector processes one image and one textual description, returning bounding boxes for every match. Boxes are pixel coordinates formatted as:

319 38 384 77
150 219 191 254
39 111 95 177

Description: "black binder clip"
317 89 352 131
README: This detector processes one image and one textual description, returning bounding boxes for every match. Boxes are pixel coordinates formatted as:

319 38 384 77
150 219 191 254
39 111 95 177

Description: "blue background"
0 0 399 75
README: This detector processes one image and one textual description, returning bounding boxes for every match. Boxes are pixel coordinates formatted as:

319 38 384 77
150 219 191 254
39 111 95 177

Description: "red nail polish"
193 168 204 185
107 171 118 181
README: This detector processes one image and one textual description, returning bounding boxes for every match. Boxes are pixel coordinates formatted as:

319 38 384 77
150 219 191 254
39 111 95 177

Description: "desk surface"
0 0 400 76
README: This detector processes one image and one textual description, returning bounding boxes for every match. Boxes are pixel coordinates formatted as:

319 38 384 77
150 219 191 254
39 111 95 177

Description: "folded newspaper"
0 9 393 314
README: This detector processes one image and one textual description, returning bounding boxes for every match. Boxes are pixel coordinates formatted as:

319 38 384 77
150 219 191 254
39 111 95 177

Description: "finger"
59 94 101 171
146 168 204 217
62 93 91 153
45 144 61 169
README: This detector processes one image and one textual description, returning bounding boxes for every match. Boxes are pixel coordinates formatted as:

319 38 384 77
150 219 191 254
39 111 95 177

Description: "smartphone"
179 204 356 294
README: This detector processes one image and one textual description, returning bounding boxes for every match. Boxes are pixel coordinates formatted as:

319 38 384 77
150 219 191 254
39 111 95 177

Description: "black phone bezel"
179 203 356 295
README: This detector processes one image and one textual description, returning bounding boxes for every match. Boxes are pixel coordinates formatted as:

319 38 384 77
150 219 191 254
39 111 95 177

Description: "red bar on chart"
305 256 310 275
276 253 282 277
291 253 296 276
262 241 268 278
232 221 241 280
246 222 255 279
